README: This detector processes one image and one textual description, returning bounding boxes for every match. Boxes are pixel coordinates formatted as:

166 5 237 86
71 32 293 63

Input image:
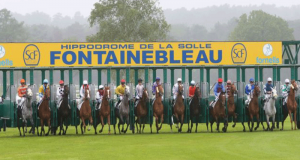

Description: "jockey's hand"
23 95 26 97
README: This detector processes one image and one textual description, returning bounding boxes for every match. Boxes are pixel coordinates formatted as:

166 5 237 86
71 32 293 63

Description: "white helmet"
177 78 182 82
285 79 290 83
267 77 272 82
191 80 195 85
99 85 104 89
83 80 88 85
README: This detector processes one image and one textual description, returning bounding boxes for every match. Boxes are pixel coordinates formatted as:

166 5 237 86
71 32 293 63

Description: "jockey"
172 78 184 106
115 79 126 108
209 78 225 109
226 80 232 97
16 79 28 110
56 80 64 107
263 77 274 104
96 85 104 109
135 78 144 107
38 79 50 107
281 79 290 107
152 77 161 96
189 80 196 98
78 80 90 110
245 78 255 107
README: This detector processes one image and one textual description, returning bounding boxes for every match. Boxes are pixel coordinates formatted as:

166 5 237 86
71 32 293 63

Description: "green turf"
0 118 299 160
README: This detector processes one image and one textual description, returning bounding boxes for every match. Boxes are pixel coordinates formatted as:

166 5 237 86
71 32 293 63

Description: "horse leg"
107 115 111 135
17 116 22 136
250 114 254 132
81 118 86 134
159 114 164 131
294 111 297 130
242 121 246 132
142 117 146 133
180 114 184 133
30 116 35 135
59 117 63 135
174 113 180 133
216 118 220 132
265 115 270 131
22 120 26 137
40 120 44 136
190 121 193 133
45 119 51 136
210 119 214 133
271 116 275 131
99 116 104 134
139 116 142 134
254 114 260 131
89 116 93 132
187 118 190 133
195 116 199 133
288 112 293 130
118 120 121 134
124 116 129 134
232 113 237 128
155 115 159 133
135 117 138 134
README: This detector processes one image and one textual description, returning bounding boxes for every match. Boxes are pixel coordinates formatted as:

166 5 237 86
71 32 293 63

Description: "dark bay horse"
227 83 238 128
187 85 201 133
37 87 51 136
76 87 93 134
153 84 164 133
135 88 149 134
95 86 113 134
242 84 262 132
173 84 185 133
281 80 298 130
17 86 35 136
57 85 71 135
208 91 228 132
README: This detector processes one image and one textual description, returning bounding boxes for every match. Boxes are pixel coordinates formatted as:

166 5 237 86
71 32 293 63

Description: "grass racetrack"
0 118 299 160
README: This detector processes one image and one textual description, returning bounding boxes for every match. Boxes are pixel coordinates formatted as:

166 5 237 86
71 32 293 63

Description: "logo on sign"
231 43 247 64
23 44 40 66
0 45 5 58
263 44 273 56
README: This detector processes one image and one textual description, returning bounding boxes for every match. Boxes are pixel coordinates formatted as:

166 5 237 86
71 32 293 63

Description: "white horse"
263 87 278 131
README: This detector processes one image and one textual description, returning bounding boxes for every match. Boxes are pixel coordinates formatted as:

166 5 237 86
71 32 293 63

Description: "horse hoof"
255 128 258 131
87 129 91 131
58 133 61 135
250 129 253 132
280 129 283 131
243 129 246 132
232 124 236 128
45 134 49 136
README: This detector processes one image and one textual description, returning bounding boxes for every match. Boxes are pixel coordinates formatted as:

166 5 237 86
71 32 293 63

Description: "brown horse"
57 85 71 135
187 85 201 133
281 80 298 130
37 87 51 136
173 84 185 133
135 88 149 134
96 86 113 134
76 87 93 134
153 84 164 133
242 84 261 132
209 91 228 132
227 83 238 128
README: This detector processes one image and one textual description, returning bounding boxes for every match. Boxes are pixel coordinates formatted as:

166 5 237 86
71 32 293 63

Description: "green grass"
0 118 299 160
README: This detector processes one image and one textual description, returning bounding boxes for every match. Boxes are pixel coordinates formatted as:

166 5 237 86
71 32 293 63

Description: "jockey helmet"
177 78 182 82
138 78 142 82
99 85 104 89
267 77 272 82
43 79 49 84
285 79 290 83
227 80 232 84
121 79 126 83
59 80 64 85
191 80 195 85
20 79 25 83
218 78 223 83
156 77 160 81
83 80 88 85
249 78 254 82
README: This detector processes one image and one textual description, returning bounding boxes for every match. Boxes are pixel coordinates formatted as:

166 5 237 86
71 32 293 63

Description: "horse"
242 84 262 132
262 87 278 131
173 84 185 133
227 83 238 128
94 86 113 134
17 86 35 137
208 92 228 132
57 85 71 135
76 87 93 134
153 84 164 133
281 80 298 130
187 85 201 133
115 87 130 134
37 87 51 136
135 88 149 134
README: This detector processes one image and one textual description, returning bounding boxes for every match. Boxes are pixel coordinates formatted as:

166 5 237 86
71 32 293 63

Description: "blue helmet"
156 77 160 81
43 79 49 84
249 78 254 82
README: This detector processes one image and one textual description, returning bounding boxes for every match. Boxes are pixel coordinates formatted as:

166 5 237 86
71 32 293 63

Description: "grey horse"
263 87 278 131
115 86 130 134
17 86 35 136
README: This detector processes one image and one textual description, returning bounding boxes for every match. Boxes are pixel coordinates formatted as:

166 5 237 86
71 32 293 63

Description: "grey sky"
1 0 299 17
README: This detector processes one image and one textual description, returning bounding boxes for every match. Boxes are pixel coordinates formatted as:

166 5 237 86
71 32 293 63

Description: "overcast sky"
1 0 300 17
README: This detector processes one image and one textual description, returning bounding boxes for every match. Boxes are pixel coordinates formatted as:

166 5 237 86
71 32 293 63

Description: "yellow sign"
0 42 282 67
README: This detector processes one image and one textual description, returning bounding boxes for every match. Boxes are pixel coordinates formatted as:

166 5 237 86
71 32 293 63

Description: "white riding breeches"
16 95 25 107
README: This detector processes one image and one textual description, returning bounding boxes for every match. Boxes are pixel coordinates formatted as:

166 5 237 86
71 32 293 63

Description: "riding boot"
18 105 21 111
96 102 100 110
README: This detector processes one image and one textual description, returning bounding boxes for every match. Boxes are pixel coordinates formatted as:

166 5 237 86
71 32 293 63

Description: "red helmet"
218 78 223 83
20 79 25 83
121 79 126 83
59 80 64 85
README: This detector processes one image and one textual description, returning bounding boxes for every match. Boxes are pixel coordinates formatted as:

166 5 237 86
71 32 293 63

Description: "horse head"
44 87 50 101
156 84 164 98
84 87 90 100
178 84 184 95
231 84 237 94
290 80 298 92
219 91 226 106
253 84 261 97
26 86 33 99
271 87 278 99
194 86 201 99
104 87 110 100
63 85 69 97
142 88 149 101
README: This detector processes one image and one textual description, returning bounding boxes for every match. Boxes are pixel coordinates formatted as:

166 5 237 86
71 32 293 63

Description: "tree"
0 9 27 42
229 10 294 41
87 0 170 42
